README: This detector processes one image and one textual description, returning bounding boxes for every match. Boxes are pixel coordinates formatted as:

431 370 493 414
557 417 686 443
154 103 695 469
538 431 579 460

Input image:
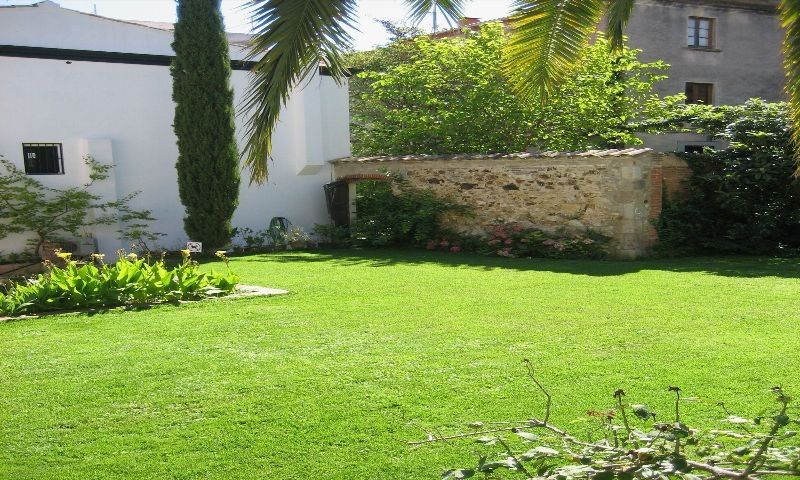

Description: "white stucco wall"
0 2 350 256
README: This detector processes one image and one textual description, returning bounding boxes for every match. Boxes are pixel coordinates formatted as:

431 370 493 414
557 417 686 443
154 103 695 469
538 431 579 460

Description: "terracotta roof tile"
331 148 657 163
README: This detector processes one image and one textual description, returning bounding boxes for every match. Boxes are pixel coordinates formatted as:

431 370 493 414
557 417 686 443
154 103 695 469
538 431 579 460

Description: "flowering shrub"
285 226 312 248
0 250 238 316
493 223 609 259
425 237 464 254
424 224 609 259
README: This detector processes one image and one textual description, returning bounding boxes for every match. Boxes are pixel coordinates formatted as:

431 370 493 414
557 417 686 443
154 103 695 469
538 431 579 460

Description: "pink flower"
497 248 513 257
542 239 556 246
488 239 500 246
450 245 462 253
439 240 450 247
504 238 513 245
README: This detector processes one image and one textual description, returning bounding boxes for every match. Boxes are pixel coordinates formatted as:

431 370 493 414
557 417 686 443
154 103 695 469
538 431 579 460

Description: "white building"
0 1 350 257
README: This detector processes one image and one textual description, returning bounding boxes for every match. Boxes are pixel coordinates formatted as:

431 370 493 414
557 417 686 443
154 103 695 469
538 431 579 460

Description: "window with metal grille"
684 145 707 154
22 143 64 175
685 82 714 104
687 17 714 48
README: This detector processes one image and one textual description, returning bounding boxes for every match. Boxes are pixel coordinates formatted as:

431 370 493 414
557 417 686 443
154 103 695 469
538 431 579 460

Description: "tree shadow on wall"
237 248 800 279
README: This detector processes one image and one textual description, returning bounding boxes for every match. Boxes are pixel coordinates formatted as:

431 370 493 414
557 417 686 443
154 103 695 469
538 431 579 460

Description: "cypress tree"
171 0 240 249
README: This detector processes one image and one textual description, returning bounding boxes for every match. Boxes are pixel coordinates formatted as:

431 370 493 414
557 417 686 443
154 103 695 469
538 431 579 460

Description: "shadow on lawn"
237 248 800 279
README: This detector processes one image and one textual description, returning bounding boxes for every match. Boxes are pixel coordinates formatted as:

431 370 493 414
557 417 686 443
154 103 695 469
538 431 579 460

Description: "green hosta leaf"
666 454 690 473
732 446 751 456
632 404 652 420
634 447 656 457
724 415 751 425
554 464 596 478
477 458 516 472
515 430 539 442
591 470 615 480
679 474 703 480
672 422 691 438
442 469 474 479
637 466 665 479
775 414 790 427
520 446 560 461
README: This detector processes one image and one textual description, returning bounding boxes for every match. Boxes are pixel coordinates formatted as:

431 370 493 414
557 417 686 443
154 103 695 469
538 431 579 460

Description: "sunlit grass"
1 249 798 479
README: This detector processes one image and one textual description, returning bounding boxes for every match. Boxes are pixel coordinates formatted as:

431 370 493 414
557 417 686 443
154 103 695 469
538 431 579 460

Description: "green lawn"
1 250 798 479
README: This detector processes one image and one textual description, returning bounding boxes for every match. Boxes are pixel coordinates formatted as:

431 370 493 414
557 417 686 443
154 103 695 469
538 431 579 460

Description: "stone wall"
331 149 689 258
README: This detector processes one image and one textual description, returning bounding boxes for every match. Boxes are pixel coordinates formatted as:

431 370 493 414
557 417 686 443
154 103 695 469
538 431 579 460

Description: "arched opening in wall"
324 174 390 227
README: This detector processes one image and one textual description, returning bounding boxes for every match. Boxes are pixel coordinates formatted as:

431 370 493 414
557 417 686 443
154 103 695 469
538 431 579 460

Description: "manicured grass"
1 250 798 479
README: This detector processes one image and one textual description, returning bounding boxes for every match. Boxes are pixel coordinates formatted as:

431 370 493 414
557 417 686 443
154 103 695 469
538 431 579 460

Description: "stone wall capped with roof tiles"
332 150 690 258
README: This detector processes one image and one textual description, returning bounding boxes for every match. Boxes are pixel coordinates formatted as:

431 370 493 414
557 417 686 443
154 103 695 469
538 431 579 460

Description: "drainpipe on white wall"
78 138 125 257
348 181 357 224
289 72 326 176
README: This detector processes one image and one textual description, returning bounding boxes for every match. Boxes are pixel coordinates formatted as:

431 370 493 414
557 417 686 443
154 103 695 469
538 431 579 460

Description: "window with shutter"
685 83 714 104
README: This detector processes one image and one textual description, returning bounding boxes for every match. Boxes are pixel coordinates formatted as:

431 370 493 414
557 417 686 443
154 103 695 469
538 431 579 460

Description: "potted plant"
285 226 310 250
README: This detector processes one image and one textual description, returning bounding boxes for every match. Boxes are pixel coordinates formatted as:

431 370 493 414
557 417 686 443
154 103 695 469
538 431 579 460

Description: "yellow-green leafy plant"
0 250 238 316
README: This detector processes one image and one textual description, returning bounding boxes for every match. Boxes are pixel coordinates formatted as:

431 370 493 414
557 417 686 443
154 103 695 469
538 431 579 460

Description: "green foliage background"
171 0 240 249
352 175 469 247
656 101 800 256
348 23 680 156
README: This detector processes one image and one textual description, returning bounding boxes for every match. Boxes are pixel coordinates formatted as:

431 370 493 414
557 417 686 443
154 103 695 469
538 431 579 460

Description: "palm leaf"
779 0 800 171
404 0 467 27
504 0 606 101
606 0 634 52
241 0 357 184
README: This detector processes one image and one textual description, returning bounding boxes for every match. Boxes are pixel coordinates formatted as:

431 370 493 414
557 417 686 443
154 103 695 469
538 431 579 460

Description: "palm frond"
404 0 467 27
504 0 606 102
779 0 800 171
606 0 634 52
241 0 357 184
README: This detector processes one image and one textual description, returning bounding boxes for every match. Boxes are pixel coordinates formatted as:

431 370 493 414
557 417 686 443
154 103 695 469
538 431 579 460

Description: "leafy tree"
656 100 800 255
351 24 678 155
345 20 424 150
0 156 158 255
240 0 800 183
171 0 240 249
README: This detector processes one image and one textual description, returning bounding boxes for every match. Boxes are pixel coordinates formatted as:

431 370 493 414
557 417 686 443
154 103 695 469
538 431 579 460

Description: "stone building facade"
331 149 690 258
627 0 784 152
